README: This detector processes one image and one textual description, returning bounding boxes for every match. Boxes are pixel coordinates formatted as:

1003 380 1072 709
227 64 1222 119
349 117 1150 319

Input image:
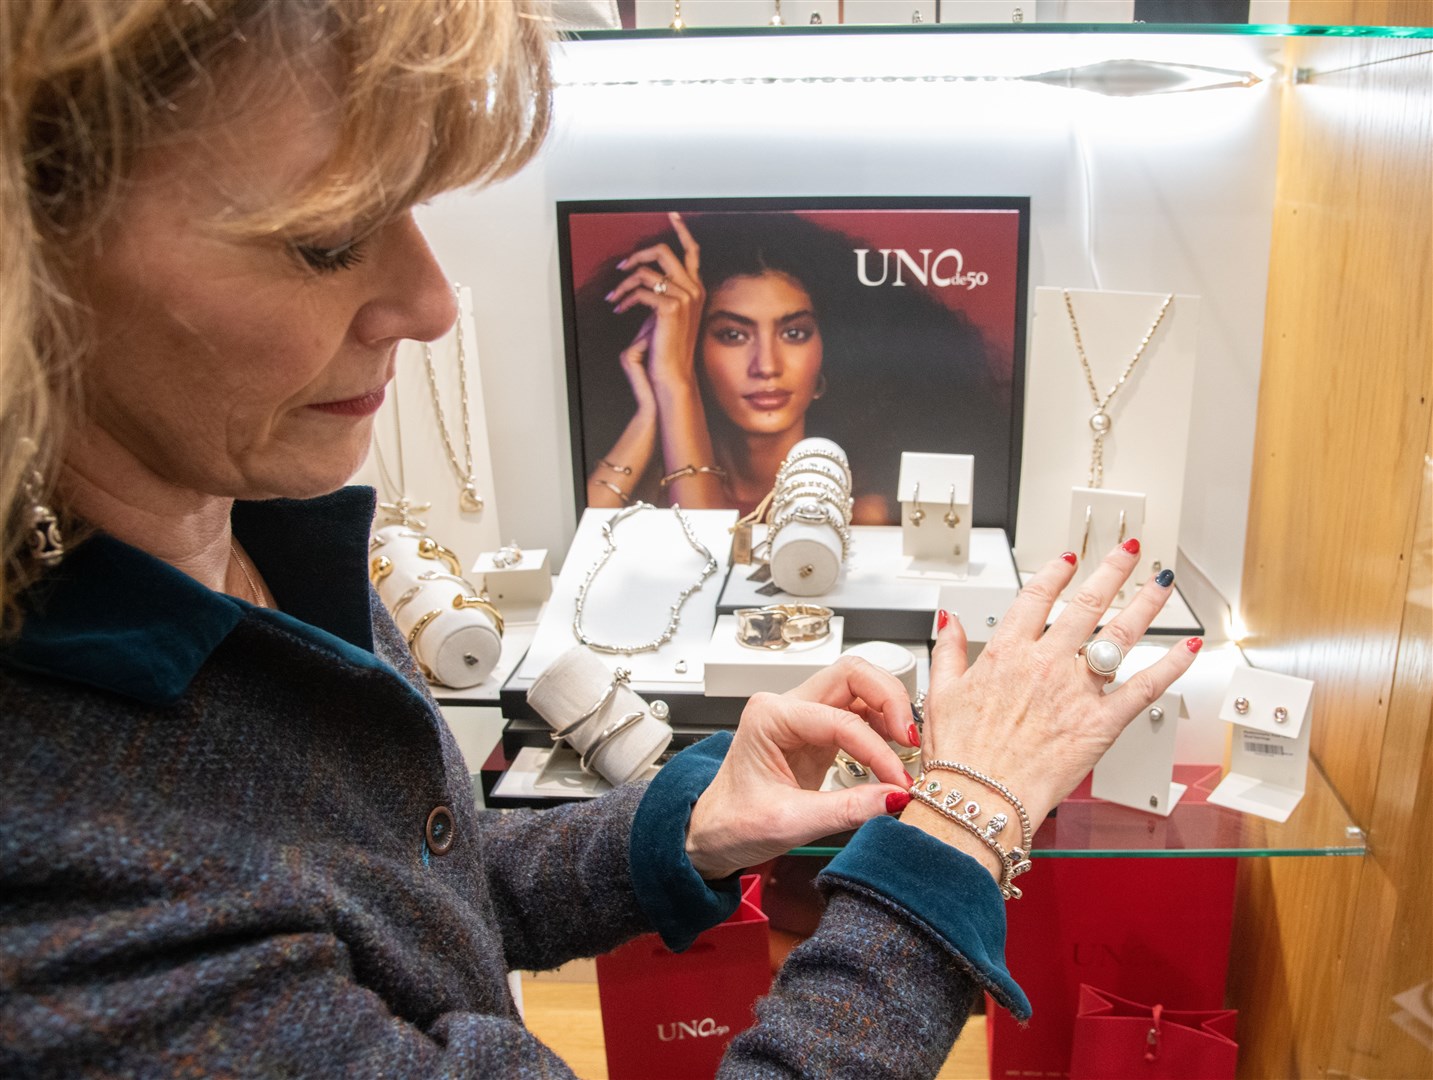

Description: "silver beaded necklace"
572 502 718 655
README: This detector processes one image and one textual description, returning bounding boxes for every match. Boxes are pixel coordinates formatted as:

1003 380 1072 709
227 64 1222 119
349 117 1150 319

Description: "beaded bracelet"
921 760 1034 855
907 786 1030 900
909 763 1034 900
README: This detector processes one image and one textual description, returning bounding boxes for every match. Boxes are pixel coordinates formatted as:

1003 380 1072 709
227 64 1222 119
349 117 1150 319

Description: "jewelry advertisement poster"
556 197 1031 532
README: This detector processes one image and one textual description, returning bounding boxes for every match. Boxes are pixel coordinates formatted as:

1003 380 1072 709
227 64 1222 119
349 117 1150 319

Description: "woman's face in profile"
72 60 456 502
699 271 824 437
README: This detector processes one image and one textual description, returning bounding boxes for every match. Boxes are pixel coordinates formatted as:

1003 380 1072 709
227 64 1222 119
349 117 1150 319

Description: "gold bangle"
600 458 633 476
734 603 834 650
417 536 462 576
369 555 393 586
659 464 728 490
453 591 505 637
591 478 631 504
405 608 443 681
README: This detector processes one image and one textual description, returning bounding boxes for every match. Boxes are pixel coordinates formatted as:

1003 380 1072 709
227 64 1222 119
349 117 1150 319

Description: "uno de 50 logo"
853 247 990 291
656 1018 733 1042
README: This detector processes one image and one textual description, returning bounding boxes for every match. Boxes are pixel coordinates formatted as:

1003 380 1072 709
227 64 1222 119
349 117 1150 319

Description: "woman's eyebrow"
706 308 816 326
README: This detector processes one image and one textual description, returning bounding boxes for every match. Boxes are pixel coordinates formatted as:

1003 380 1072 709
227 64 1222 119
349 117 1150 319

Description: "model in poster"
580 211 999 524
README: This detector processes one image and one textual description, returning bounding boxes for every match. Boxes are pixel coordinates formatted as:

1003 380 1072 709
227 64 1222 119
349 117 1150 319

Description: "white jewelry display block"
429 617 540 705
472 548 553 610
1066 487 1147 607
897 452 974 576
770 521 843 596
1092 690 1187 817
703 614 845 697
1014 287 1199 587
518 506 737 686
1207 667 1315 823
722 527 1019 642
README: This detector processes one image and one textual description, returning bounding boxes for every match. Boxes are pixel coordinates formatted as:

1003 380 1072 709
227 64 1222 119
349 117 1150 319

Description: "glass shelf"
790 756 1367 858
569 24 1433 43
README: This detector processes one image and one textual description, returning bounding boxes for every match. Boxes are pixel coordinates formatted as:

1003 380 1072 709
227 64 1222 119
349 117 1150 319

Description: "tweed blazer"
0 488 1026 1078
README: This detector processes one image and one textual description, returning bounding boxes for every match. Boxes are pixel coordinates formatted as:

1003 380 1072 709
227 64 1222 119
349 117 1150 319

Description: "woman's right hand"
607 211 705 396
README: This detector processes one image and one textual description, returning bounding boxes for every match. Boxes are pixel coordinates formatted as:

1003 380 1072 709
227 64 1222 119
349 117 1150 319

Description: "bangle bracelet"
391 584 423 618
600 458 633 476
734 604 834 650
659 464 728 490
405 608 444 681
783 446 851 485
452 592 505 637
369 555 393 587
907 787 1029 900
551 667 631 742
578 709 645 774
591 478 631 504
417 537 462 576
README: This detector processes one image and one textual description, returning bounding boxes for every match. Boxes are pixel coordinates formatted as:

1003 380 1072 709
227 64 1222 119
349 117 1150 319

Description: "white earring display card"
1207 667 1315 823
1066 487 1146 607
1092 691 1186 817
898 452 974 576
1014 287 1198 586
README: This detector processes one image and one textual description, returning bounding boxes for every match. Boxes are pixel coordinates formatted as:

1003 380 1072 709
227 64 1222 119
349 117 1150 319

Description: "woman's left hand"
684 656 919 881
607 211 705 396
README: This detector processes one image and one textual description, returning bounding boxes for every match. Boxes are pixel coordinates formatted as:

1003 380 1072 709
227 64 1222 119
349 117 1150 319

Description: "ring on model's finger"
1078 637 1124 683
652 275 670 295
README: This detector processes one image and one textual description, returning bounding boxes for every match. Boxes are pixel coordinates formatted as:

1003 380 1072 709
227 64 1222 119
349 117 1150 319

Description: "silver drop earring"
909 482 925 526
944 485 960 528
21 442 64 568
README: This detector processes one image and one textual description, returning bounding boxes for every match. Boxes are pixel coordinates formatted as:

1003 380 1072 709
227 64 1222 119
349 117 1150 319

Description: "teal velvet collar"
2 486 379 706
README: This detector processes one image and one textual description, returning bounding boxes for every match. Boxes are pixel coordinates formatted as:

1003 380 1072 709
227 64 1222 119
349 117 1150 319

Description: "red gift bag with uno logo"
1069 983 1238 1079
596 874 772 1080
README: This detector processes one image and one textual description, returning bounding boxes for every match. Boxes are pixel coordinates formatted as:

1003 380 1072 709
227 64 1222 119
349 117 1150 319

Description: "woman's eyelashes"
707 320 817 347
291 237 368 274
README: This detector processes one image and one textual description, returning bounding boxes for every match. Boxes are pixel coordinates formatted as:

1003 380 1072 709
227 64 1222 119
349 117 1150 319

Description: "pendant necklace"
573 502 718 655
424 282 485 514
372 375 432 529
1063 290 1173 488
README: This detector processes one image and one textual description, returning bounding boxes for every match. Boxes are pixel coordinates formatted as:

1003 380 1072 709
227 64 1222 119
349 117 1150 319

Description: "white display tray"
720 526 1020 641
703 614 846 697
517 506 738 687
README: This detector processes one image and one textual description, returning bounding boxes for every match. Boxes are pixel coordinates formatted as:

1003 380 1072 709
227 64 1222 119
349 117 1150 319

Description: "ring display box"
897 451 975 577
1207 667 1315 824
472 546 553 611
703 614 845 697
722 526 1019 641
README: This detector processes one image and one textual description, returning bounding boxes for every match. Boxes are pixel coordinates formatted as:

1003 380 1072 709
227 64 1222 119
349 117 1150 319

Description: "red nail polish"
886 790 912 815
907 724 920 747
1187 637 1204 654
903 770 916 786
1122 538 1141 555
937 609 949 631
1061 551 1077 566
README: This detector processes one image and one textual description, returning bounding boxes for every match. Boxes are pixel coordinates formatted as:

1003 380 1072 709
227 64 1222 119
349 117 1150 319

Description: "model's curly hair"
572 211 1009 524
0 0 553 634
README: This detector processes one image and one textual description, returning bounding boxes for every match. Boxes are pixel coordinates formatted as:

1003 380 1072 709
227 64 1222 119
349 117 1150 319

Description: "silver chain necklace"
573 502 718 655
1063 290 1173 488
423 282 484 514
371 376 431 529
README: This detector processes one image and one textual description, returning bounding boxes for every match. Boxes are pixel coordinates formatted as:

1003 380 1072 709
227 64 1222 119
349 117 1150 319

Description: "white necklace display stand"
518 506 737 686
1014 287 1199 589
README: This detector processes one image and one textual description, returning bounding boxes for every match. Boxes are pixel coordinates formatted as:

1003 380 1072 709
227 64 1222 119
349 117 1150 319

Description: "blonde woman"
0 3 1197 1076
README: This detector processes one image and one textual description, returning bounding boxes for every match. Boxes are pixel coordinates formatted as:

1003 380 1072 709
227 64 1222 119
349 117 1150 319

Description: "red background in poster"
565 207 1021 374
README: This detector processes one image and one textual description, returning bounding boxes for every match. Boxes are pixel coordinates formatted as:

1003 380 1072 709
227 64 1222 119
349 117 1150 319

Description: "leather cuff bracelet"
735 604 834 650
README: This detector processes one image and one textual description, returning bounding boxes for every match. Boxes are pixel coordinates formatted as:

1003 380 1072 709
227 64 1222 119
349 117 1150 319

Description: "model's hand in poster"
586 212 726 508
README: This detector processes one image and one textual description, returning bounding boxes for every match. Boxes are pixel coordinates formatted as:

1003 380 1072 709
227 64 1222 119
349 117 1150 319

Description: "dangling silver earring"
812 372 828 400
909 482 924 526
21 445 64 568
1080 504 1092 562
670 0 685 29
944 484 959 528
1117 509 1127 544
769 0 784 25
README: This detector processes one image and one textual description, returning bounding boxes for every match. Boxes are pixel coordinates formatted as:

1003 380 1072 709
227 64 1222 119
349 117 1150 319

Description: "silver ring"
492 543 523 569
652 276 669 295
1078 638 1124 682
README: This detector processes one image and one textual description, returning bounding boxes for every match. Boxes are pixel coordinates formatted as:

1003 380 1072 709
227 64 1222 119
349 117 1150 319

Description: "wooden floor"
520 967 990 1079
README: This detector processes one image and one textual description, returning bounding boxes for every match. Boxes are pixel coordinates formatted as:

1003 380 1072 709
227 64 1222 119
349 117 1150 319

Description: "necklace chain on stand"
424 282 485 514
573 502 718 655
1064 290 1173 488
372 375 431 529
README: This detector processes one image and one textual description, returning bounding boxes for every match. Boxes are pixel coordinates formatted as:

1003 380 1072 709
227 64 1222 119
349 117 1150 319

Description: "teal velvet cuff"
629 731 742 952
820 815 1032 1019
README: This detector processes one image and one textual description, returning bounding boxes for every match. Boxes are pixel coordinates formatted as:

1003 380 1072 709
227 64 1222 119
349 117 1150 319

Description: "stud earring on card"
1234 696 1250 715
1273 706 1289 724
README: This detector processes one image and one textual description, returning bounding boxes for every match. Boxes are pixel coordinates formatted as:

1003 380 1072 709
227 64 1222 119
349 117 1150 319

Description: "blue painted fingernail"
1156 568 1175 588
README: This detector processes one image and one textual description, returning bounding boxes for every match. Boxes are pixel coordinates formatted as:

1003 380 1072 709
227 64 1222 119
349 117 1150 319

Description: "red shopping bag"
1069 984 1238 1079
596 874 772 1080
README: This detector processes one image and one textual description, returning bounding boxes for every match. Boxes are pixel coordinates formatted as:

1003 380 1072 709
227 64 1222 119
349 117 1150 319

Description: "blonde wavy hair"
0 0 553 634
